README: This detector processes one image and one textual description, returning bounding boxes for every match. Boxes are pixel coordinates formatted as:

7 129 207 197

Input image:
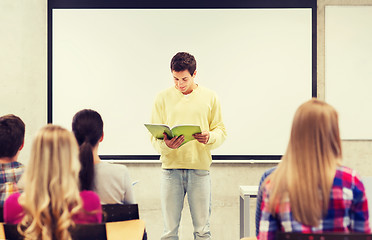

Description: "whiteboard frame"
47 0 317 161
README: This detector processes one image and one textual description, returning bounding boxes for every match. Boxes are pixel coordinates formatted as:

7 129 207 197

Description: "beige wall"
0 0 46 163
317 0 372 176
1 0 372 239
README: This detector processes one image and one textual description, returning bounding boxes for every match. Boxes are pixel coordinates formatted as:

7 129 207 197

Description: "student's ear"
99 132 104 143
192 70 197 78
19 141 24 151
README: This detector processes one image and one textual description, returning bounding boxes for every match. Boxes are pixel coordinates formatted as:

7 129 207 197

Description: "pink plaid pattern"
258 166 370 240
0 162 24 205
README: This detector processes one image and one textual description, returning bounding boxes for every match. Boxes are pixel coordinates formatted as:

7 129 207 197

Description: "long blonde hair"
18 125 83 240
267 98 342 226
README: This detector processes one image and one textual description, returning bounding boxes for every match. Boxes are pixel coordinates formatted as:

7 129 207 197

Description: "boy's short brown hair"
0 114 25 158
170 52 197 75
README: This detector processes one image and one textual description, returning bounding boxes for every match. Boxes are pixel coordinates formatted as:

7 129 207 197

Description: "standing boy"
0 114 25 205
150 52 227 240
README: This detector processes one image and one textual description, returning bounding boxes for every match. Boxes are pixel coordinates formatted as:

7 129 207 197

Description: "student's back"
72 109 135 204
3 125 101 240
94 161 135 204
257 99 370 240
0 114 25 205
259 166 369 239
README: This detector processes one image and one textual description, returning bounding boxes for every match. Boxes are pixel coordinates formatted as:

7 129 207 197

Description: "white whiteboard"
325 6 372 140
52 9 313 156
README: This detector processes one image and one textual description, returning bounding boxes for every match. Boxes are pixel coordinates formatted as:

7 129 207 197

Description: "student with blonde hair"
258 98 370 240
4 125 102 240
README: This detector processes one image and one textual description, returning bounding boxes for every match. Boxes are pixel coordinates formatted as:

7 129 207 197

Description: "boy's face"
173 70 197 95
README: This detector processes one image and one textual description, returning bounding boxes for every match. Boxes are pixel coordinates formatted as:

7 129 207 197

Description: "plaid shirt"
258 166 370 240
0 162 24 206
256 167 277 236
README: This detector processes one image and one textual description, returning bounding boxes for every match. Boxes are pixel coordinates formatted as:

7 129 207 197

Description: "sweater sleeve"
150 94 174 156
74 191 102 223
4 192 24 224
350 171 370 232
122 166 136 204
206 94 227 150
257 185 278 240
256 167 277 236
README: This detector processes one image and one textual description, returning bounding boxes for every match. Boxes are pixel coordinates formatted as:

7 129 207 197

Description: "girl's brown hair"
267 98 342 226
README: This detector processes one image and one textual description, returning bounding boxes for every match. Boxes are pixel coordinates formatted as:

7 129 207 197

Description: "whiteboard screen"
325 6 372 140
51 7 314 158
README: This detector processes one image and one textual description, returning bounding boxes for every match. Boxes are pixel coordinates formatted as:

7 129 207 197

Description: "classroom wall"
1 0 372 239
317 0 372 177
0 0 46 161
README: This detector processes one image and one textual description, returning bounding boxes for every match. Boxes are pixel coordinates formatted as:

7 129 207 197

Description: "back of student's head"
170 52 197 75
268 98 342 226
0 114 25 158
288 97 342 162
20 124 82 240
72 109 103 191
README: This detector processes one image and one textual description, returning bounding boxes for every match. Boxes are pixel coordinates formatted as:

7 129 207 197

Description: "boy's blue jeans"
160 169 211 240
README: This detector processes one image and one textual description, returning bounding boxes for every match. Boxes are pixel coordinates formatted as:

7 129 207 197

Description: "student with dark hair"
150 52 227 239
72 109 135 204
258 99 370 240
0 114 25 205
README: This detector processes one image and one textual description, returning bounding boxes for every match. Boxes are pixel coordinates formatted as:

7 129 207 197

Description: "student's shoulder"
156 86 176 96
153 87 178 103
0 162 24 176
4 192 23 224
197 85 220 99
4 192 21 208
198 85 215 93
96 162 129 172
335 165 364 186
0 161 23 168
80 190 100 202
80 190 102 211
11 161 24 168
336 165 357 177
5 192 21 202
259 167 276 186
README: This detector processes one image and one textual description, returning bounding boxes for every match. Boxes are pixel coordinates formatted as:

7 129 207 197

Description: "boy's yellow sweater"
150 85 226 170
